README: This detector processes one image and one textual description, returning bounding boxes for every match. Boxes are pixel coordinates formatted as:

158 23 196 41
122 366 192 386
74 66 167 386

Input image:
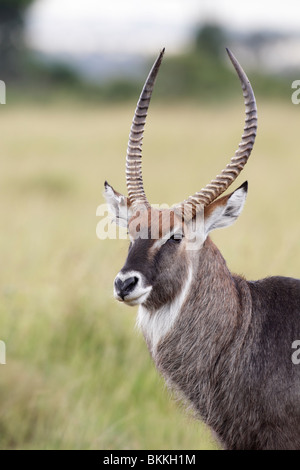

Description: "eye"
168 233 184 244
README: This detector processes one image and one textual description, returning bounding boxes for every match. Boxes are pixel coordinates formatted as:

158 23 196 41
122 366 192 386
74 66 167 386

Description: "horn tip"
225 47 235 62
157 47 165 63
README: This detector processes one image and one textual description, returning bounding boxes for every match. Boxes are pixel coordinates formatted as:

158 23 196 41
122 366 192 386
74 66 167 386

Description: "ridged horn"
175 48 257 218
126 48 165 207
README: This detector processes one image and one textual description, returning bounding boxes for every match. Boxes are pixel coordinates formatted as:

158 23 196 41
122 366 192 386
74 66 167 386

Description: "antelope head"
104 48 257 310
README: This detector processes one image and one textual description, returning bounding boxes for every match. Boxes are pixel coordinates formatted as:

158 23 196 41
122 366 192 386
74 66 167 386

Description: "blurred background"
1 0 300 450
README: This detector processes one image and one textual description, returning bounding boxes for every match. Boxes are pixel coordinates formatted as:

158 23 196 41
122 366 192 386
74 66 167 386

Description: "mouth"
114 287 152 306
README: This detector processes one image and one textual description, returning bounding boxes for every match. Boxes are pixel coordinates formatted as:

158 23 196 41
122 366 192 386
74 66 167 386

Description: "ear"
204 181 248 237
103 181 133 227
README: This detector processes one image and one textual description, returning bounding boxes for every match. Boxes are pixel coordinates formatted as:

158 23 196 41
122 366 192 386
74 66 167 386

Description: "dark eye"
168 233 183 244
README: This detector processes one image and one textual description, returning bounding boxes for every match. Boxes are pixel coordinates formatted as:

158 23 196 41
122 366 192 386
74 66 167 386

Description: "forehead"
128 207 182 240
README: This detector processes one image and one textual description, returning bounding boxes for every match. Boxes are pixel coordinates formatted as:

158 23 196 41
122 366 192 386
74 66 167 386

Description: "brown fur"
106 182 300 450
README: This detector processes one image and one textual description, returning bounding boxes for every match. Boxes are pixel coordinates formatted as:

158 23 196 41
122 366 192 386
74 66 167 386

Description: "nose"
114 275 139 300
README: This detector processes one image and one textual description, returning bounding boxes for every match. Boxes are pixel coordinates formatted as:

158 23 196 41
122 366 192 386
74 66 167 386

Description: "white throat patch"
136 267 193 356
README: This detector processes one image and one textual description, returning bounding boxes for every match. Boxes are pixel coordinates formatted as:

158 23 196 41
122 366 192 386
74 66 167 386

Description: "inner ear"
103 181 132 227
204 182 248 236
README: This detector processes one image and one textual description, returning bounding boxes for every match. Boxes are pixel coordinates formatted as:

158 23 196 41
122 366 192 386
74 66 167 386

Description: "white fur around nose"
136 267 193 356
114 270 152 306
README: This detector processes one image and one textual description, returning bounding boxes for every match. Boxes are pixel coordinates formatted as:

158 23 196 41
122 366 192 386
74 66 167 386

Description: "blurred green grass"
0 99 299 449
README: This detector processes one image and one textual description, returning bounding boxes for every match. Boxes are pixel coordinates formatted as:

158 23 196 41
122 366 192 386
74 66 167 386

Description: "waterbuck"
103 49 300 450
